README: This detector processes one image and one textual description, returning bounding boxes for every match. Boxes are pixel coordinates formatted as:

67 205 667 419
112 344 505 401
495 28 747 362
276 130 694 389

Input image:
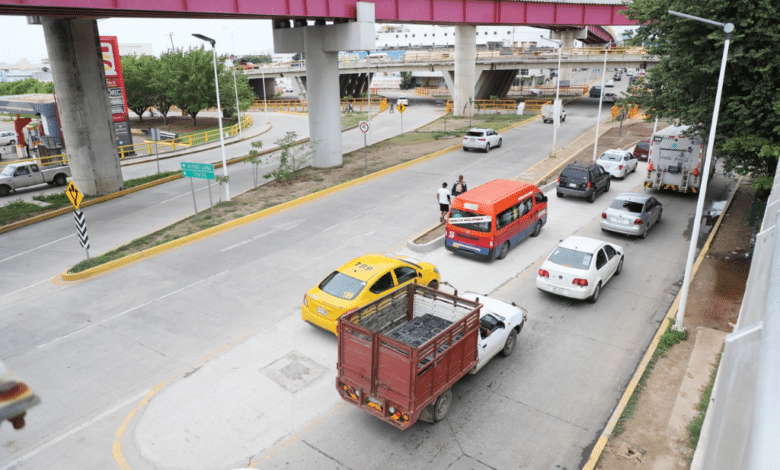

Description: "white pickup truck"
542 103 566 123
0 161 71 197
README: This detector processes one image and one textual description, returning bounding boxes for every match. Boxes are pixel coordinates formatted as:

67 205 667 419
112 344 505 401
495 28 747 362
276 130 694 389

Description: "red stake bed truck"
336 283 526 429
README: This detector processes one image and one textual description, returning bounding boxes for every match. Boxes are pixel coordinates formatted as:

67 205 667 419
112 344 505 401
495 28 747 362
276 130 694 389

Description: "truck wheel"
54 174 67 186
433 389 452 422
427 280 439 290
0 185 9 197
497 241 509 260
501 330 517 357
531 221 542 237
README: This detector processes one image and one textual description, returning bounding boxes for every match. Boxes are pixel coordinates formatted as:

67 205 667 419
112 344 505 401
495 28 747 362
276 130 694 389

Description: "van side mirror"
541 196 548 203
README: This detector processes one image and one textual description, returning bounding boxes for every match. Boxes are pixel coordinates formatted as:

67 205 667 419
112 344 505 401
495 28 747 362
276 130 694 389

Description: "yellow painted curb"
582 176 744 470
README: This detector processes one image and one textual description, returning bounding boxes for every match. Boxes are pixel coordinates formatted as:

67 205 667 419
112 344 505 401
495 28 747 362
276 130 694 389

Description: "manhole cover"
261 351 327 393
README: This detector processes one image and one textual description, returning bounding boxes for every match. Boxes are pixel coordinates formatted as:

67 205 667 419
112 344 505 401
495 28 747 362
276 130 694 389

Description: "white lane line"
0 234 75 264
0 388 150 470
221 219 305 252
35 271 229 349
159 184 209 203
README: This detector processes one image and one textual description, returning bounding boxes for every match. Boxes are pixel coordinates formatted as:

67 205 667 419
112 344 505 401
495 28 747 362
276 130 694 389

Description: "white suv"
462 128 502 153
396 96 409 106
0 131 17 146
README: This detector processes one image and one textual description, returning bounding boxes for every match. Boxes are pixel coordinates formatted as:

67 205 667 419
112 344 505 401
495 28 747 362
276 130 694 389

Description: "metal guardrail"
444 99 553 114
693 161 780 468
247 98 389 114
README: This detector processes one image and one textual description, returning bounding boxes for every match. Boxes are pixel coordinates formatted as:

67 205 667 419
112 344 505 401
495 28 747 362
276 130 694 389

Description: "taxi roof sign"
66 181 83 208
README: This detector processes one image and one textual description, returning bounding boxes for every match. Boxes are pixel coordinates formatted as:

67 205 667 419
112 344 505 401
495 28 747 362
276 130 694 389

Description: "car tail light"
587 182 592 188
478 138 485 141
602 212 607 219
303 294 309 306
634 218 643 225
572 278 588 286
648 162 654 171
618 164 624 170
463 137 467 140
557 177 561 183
538 269 549 278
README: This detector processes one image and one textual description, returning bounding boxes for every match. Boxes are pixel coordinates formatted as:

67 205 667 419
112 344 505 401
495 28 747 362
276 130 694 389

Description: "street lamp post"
592 41 611 161
261 67 268 124
193 33 230 202
668 10 734 331
540 36 562 156
223 28 242 139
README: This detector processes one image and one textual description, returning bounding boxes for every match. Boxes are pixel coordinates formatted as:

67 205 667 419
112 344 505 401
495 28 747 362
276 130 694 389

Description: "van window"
449 209 491 232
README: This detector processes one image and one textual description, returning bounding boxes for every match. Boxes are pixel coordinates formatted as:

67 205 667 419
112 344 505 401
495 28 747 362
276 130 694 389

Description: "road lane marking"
221 219 305 252
0 234 75 264
0 388 151 470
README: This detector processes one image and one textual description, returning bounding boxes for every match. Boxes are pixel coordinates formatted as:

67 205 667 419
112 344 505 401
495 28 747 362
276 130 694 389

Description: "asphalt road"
1 76 738 470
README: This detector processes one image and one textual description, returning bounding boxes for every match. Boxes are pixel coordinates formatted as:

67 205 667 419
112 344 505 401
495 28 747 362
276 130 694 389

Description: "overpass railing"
444 99 552 114
247 98 389 114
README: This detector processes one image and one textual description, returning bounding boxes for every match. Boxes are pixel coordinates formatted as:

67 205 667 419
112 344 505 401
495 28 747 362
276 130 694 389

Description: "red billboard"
100 36 128 124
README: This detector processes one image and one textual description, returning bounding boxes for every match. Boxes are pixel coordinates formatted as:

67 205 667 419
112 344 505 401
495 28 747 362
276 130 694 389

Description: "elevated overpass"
0 0 637 191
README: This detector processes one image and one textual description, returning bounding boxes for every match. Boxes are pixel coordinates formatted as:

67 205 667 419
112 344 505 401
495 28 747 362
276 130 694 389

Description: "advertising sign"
100 36 133 149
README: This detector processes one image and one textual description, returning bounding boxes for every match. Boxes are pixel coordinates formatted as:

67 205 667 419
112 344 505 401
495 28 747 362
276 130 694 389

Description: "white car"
596 149 638 179
462 128 502 152
0 131 17 146
536 236 624 303
459 291 527 373
396 96 409 106
606 79 615 87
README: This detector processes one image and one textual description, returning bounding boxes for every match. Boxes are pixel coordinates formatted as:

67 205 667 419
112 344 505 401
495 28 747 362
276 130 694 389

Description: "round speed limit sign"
359 121 369 133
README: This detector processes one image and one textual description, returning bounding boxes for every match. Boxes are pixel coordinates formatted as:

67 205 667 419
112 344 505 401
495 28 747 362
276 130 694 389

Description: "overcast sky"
0 15 276 64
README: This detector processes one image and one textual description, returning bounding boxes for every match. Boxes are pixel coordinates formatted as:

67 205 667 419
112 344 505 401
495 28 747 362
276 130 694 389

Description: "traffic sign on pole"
73 209 90 261
180 162 215 180
359 121 369 133
66 181 83 209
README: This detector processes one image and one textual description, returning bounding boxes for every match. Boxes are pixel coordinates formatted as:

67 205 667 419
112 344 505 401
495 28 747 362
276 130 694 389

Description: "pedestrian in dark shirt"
451 175 468 197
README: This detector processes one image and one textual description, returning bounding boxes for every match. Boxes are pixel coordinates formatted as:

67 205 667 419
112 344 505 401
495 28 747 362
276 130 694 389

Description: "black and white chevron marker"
73 210 91 260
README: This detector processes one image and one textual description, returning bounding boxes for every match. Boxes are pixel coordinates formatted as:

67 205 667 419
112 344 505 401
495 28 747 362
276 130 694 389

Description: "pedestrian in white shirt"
437 182 450 222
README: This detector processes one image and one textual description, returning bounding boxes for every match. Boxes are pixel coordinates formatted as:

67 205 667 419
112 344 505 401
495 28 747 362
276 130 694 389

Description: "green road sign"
181 161 215 180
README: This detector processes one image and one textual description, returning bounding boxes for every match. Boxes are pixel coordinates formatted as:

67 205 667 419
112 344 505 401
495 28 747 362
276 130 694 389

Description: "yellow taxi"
302 253 441 334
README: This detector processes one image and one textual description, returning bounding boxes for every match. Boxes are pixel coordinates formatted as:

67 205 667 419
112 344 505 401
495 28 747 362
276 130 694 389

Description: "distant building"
375 24 551 51
0 59 52 82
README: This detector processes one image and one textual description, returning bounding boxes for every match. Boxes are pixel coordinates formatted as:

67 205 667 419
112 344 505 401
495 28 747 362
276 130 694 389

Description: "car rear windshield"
449 209 492 232
466 131 485 137
600 153 622 161
637 141 650 149
609 198 644 213
319 271 366 300
548 247 592 270
561 168 589 181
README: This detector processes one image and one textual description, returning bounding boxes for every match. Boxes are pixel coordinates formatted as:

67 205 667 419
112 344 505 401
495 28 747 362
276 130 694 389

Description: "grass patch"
0 199 50 225
612 319 688 436
687 351 722 452
341 111 370 129
123 171 179 188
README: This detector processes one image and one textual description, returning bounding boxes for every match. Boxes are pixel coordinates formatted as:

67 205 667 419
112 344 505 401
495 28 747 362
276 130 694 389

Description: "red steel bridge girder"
0 0 636 26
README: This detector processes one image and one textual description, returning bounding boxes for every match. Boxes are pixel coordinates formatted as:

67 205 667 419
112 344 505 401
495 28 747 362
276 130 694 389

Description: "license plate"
552 286 564 294
568 183 577 188
317 306 327 315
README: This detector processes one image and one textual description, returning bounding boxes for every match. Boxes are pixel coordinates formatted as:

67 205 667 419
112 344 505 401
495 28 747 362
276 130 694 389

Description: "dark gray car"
600 192 663 238
556 162 610 203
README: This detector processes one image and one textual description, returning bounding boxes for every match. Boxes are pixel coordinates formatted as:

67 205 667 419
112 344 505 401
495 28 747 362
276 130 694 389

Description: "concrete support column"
454 25 476 117
551 29 586 88
42 18 123 196
304 29 341 168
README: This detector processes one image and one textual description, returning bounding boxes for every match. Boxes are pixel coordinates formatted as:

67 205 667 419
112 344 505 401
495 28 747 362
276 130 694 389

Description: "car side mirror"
541 196 548 203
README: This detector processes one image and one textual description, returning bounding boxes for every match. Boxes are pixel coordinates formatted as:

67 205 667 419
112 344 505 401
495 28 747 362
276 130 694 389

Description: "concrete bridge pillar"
41 17 123 196
551 29 587 88
453 25 476 117
273 3 375 168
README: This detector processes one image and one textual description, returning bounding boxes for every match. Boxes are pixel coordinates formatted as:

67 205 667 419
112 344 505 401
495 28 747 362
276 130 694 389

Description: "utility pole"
168 32 175 50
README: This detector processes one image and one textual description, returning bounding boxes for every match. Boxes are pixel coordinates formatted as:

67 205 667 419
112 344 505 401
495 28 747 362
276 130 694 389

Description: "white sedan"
536 236 624 303
596 149 638 179
606 79 615 87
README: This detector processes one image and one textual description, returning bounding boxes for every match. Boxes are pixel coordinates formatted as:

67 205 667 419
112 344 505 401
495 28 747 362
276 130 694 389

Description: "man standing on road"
389 101 394 113
451 175 467 198
437 182 450 223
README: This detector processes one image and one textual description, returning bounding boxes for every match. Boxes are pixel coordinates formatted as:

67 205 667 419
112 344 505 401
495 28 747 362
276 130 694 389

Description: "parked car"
603 92 617 103
613 74 622 81
605 79 615 87
633 138 651 161
601 193 663 239
596 149 637 179
536 236 624 303
589 86 602 98
301 253 441 335
396 96 409 106
462 128 502 152
556 162 610 203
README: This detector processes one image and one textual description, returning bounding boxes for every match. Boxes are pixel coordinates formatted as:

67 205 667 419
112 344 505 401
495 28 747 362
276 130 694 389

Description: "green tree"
0 78 54 96
264 132 314 184
626 0 780 186
218 61 255 120
151 50 181 125
121 55 157 122
399 71 414 90
168 46 218 125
